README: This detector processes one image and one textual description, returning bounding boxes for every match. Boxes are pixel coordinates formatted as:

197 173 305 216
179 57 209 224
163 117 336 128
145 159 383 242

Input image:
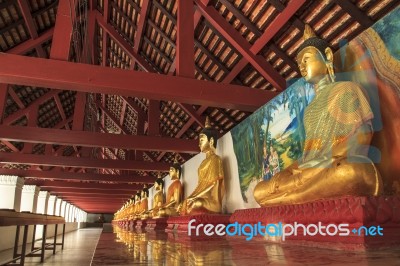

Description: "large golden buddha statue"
253 25 383 206
178 117 225 215
157 156 183 217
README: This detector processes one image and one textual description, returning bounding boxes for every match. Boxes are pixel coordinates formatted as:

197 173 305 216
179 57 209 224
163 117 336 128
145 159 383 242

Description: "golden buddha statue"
138 185 149 219
133 192 141 219
142 174 165 219
178 117 225 215
157 156 183 217
128 197 135 220
253 25 383 206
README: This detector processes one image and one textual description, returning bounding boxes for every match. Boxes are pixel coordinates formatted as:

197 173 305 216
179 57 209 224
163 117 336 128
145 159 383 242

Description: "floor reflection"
91 226 400 265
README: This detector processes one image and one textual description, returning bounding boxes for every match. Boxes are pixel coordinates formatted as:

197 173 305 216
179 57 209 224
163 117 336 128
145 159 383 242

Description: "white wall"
146 132 253 214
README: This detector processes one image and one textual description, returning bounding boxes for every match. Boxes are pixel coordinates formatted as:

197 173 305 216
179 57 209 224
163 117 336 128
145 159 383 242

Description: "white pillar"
55 198 63 216
65 203 71 221
61 201 67 218
70 206 76 222
0 175 24 211
36 191 50 214
20 185 40 213
77 209 81 222
47 195 57 215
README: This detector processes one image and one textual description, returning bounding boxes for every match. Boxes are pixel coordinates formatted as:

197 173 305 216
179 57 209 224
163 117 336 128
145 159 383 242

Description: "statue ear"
325 47 336 82
210 137 214 147
325 47 333 63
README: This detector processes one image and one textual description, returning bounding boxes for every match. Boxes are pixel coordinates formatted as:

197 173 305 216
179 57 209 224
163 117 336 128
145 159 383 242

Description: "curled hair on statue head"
155 173 164 188
142 185 149 197
200 116 218 148
171 155 182 178
135 192 141 201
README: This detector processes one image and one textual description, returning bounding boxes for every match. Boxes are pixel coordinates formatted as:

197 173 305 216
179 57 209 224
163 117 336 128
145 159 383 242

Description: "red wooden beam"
0 53 276 112
54 94 67 121
72 93 86 131
176 0 195 78
22 105 38 154
60 195 130 199
102 0 110 66
16 0 47 57
17 0 38 39
0 125 199 153
24 180 142 190
96 11 155 72
44 188 135 195
222 0 306 84
7 29 54 55
3 90 59 125
50 0 74 60
119 100 127 125
83 11 97 64
0 84 8 123
0 168 156 183
334 0 373 28
0 151 172 171
147 100 160 136
1 140 20 152
168 0 211 75
194 0 285 91
133 0 150 56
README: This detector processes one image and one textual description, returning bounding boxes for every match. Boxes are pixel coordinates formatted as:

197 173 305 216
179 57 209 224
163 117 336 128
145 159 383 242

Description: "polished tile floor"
1 226 400 265
0 228 102 266
91 226 400 266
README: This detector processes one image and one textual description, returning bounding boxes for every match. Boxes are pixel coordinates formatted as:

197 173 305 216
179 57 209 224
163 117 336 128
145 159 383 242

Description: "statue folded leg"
254 156 383 206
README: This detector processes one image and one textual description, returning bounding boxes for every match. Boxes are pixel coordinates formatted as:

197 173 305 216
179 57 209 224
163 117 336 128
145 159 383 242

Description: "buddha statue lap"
178 117 225 215
253 25 383 206
157 158 183 217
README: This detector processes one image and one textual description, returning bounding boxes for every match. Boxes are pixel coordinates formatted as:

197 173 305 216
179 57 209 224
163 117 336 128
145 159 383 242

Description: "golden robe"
180 153 224 215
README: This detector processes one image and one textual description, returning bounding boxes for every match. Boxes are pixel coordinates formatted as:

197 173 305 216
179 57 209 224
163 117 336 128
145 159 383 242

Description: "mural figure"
268 145 280 176
262 142 272 181
253 25 383 206
178 117 225 215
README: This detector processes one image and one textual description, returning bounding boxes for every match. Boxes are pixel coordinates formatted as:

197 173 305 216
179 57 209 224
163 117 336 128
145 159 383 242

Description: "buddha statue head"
141 185 149 199
135 192 141 203
169 155 182 180
199 116 218 153
296 24 335 84
154 173 164 192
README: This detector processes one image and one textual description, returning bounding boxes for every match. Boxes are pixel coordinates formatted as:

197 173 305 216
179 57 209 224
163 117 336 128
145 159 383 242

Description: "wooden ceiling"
0 0 398 213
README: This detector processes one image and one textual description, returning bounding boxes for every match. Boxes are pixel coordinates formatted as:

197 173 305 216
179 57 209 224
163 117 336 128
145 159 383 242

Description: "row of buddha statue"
115 24 383 221
114 115 225 221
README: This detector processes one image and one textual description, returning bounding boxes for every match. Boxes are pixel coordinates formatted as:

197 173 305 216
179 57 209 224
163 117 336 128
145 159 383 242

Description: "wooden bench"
0 210 66 265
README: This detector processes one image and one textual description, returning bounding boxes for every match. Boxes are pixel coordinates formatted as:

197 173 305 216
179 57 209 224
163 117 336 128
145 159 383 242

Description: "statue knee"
334 156 382 195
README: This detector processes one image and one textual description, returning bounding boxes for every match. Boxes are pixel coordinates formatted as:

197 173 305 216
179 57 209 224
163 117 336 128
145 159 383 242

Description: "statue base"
145 218 168 231
129 219 138 231
230 196 400 250
135 219 147 231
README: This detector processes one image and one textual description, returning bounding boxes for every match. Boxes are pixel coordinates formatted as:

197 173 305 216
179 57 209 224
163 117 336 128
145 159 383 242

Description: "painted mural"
231 79 314 203
230 6 400 204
